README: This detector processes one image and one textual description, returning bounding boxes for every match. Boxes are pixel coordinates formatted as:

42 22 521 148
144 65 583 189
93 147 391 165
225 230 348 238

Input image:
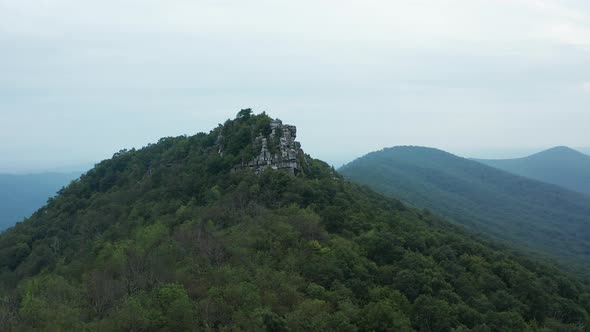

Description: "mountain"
475 146 590 196
0 172 81 231
340 146 590 277
1 112 589 331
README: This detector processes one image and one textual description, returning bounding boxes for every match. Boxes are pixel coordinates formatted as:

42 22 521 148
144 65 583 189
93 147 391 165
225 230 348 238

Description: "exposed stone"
216 133 225 157
224 118 305 175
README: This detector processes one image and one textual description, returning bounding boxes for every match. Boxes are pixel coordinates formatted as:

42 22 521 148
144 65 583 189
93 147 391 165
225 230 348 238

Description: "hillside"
1 112 589 331
0 172 81 231
475 146 590 196
340 146 590 277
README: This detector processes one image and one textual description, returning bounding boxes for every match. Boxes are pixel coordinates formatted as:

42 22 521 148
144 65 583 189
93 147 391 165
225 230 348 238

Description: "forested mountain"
339 146 590 278
0 172 81 231
1 112 589 331
475 146 590 196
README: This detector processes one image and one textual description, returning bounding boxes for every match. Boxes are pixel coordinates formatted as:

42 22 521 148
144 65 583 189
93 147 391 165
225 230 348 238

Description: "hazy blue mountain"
2 112 590 330
0 172 80 230
340 146 590 276
475 146 590 196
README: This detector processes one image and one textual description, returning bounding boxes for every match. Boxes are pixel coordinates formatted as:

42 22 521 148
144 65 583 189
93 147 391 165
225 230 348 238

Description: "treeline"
339 146 590 278
0 111 589 331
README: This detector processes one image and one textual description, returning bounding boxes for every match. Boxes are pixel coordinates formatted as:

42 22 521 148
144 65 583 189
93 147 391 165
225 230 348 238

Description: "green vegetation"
339 146 590 279
0 172 81 231
1 114 590 331
475 146 590 196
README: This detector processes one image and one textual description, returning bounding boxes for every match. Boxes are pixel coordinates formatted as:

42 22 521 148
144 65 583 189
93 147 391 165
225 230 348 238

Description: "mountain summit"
340 145 590 275
219 112 306 175
1 113 589 331
476 146 590 196
531 146 587 158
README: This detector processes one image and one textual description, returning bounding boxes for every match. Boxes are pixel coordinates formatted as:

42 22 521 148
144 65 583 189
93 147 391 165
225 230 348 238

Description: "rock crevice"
222 119 305 175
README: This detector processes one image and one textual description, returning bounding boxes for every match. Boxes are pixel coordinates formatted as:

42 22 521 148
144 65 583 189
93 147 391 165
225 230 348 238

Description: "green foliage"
0 113 588 330
411 295 455 331
340 146 590 278
156 284 195 331
358 300 413 331
0 172 80 230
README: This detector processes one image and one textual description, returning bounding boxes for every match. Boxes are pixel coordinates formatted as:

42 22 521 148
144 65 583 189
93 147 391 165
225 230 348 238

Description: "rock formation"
227 119 305 175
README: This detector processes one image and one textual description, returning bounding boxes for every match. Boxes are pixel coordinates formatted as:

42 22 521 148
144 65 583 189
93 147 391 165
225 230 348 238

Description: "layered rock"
230 119 305 175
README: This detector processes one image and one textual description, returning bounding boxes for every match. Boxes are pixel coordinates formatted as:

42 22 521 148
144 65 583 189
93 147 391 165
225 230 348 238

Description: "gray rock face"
227 119 305 175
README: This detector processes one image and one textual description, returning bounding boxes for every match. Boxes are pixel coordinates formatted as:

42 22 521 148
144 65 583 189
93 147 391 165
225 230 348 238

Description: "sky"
1 0 589 171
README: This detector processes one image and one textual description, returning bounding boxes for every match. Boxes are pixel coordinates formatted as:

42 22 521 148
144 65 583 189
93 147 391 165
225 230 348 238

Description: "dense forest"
339 146 590 279
0 172 81 231
1 111 589 331
475 146 590 196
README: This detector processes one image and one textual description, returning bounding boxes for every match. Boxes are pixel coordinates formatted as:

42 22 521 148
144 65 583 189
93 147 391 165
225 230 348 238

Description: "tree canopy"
340 146 590 279
0 112 589 331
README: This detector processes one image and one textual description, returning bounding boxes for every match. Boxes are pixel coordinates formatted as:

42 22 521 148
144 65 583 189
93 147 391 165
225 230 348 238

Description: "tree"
412 295 456 331
237 108 253 120
358 301 413 331
157 284 195 331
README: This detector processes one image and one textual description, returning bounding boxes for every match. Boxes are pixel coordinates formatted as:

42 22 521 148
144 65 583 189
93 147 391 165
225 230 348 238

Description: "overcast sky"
1 0 589 171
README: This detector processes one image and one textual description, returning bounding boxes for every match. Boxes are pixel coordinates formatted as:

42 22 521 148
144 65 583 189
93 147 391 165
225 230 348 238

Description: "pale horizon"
2 0 589 171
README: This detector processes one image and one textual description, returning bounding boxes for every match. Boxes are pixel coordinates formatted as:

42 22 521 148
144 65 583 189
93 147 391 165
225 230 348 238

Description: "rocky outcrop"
228 119 305 175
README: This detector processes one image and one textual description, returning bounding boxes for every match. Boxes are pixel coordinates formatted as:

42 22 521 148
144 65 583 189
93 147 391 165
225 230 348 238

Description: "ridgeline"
1 111 589 331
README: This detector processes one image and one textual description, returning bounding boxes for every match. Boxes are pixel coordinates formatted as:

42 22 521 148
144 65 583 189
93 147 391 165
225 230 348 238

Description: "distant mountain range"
2 112 589 330
475 146 590 196
0 172 80 230
340 146 590 276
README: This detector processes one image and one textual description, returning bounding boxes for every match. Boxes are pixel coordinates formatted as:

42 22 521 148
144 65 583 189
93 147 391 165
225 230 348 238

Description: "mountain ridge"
474 146 590 196
1 114 589 330
0 172 81 231
340 145 590 277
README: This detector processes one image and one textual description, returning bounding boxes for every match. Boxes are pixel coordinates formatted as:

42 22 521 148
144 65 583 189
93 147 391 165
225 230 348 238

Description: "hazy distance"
1 0 589 171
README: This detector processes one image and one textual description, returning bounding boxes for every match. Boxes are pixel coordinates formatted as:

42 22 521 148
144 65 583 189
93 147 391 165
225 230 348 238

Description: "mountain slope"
475 146 590 196
1 113 589 331
340 146 590 276
0 172 81 231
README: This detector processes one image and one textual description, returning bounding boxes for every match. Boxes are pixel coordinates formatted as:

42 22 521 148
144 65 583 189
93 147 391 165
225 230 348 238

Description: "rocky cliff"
220 118 306 175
